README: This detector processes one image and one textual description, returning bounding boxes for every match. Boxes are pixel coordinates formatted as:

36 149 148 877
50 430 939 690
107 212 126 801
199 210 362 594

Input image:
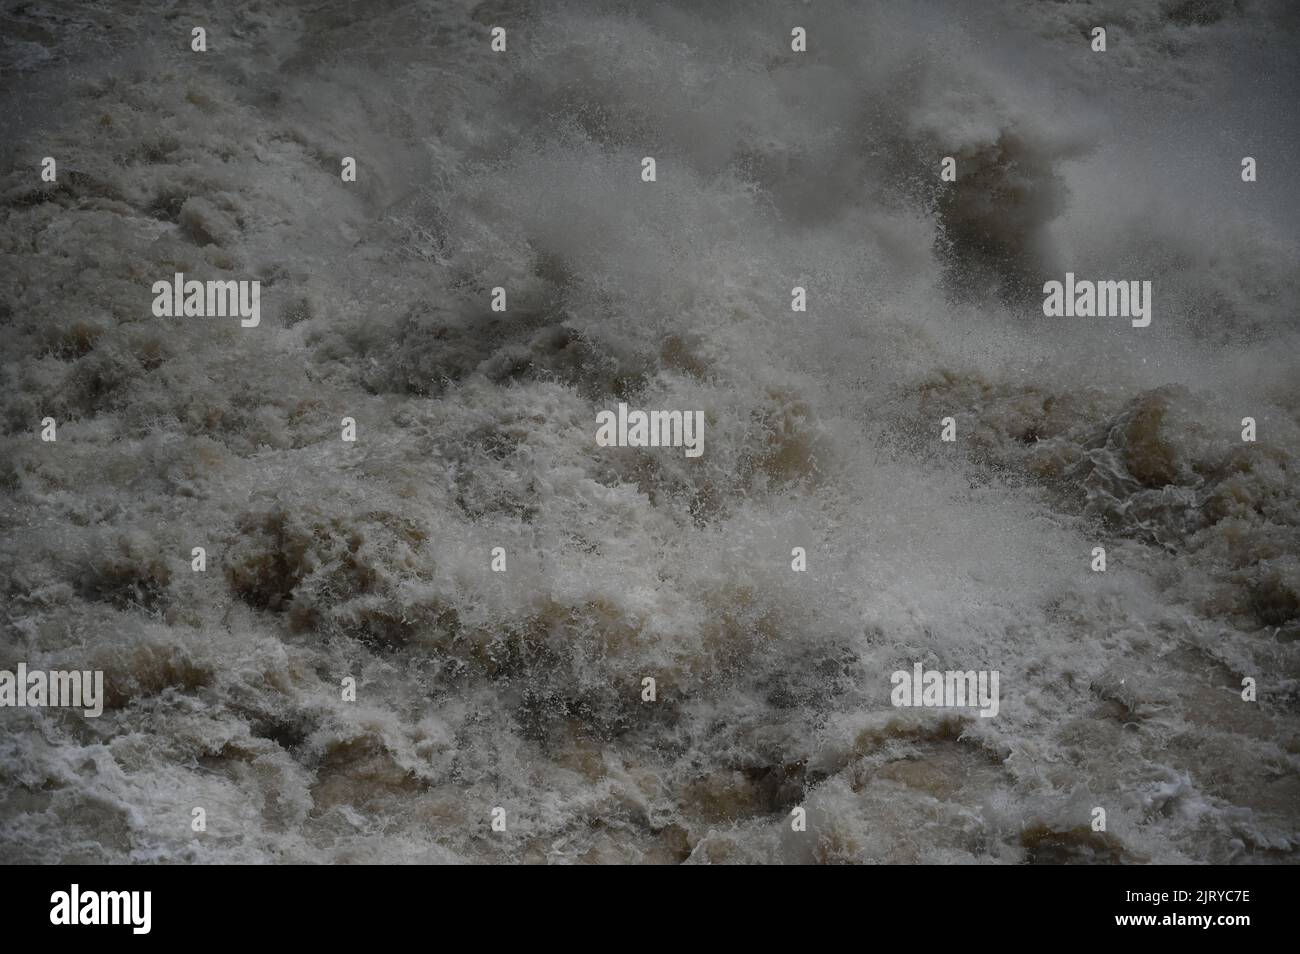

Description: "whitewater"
1 0 1297 864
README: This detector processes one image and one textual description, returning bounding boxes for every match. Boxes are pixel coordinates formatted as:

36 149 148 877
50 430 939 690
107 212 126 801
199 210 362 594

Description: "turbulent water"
2 0 1298 864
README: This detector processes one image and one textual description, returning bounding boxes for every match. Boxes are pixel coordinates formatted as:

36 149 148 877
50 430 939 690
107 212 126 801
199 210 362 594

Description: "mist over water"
1 0 1297 863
